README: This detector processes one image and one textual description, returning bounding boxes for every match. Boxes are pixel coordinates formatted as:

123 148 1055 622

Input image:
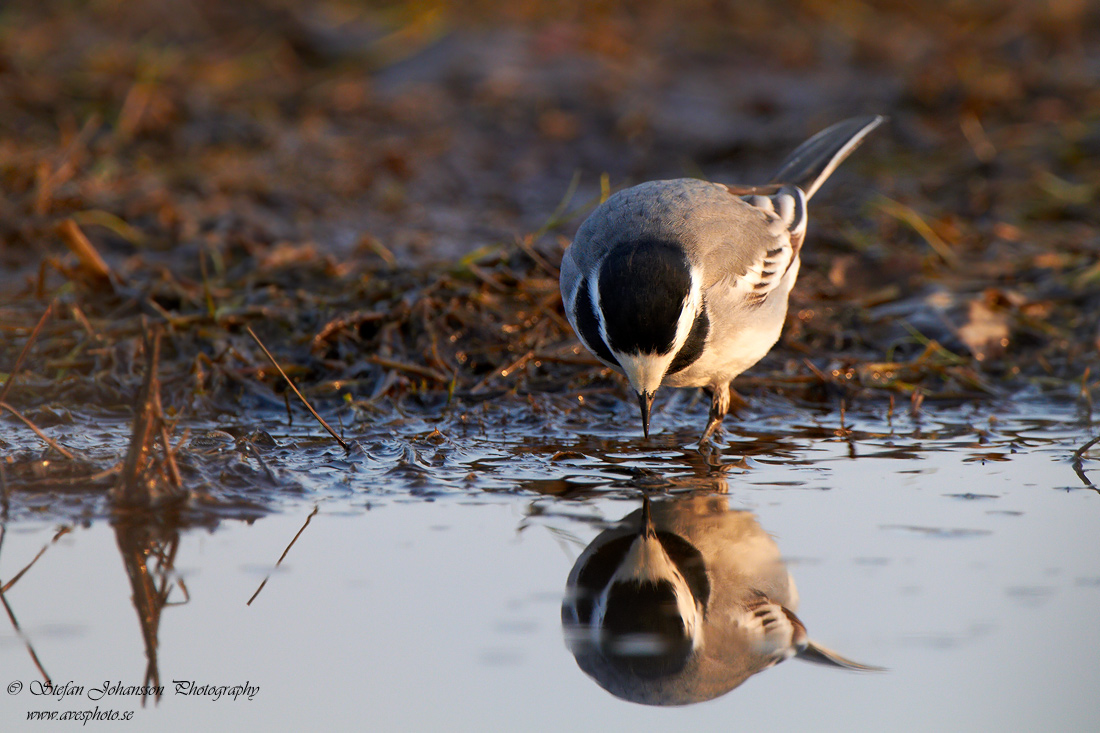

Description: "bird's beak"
639 495 657 539
637 390 655 438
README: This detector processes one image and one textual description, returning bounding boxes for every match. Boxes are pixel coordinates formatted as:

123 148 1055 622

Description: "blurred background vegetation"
0 0 1098 444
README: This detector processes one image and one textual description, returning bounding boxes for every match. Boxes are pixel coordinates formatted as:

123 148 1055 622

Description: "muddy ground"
1 0 1098 512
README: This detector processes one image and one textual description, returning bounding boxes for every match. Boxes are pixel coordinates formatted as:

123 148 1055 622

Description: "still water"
1 397 1098 732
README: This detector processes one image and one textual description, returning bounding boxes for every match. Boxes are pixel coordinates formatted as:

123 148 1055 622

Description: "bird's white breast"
662 258 800 389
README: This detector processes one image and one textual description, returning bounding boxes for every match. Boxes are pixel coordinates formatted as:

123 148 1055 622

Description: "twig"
0 526 53 683
363 354 450 384
910 388 925 417
1073 435 1100 461
357 234 397 266
147 335 185 495
311 311 386 352
960 112 996 163
1 527 71 594
529 351 603 367
156 403 183 493
34 113 101 216
802 358 832 383
876 197 960 267
0 401 76 460
239 439 277 483
247 505 320 606
0 300 56 404
8 464 121 491
515 234 559 277
1072 433 1100 494
113 522 180 706
1081 367 1093 421
465 261 509 292
115 327 163 503
57 219 116 285
471 349 535 394
1071 436 1099 494
199 245 216 318
899 321 968 365
246 327 350 451
533 291 573 334
71 209 147 245
530 168 581 241
69 303 101 342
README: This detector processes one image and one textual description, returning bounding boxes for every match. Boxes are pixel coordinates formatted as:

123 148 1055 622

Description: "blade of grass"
0 526 53 683
471 349 534 394
1071 435 1099 493
71 209 146 246
363 354 449 384
0 401 76 460
1 527 71 594
530 168 582 241
515 234 559 277
247 505 319 606
199 245 216 318
1073 435 1100 462
876 197 959 267
57 219 116 285
246 327 350 451
115 326 163 504
0 300 56 404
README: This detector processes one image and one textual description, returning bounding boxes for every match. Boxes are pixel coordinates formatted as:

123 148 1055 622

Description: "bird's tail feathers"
797 640 887 672
770 115 885 200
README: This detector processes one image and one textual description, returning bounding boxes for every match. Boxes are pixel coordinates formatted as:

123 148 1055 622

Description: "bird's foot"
697 384 730 448
698 415 723 447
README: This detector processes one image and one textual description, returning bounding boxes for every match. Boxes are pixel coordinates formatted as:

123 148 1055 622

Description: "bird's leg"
699 383 730 446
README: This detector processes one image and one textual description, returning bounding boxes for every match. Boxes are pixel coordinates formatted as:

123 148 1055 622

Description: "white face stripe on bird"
603 263 706 436
571 272 619 369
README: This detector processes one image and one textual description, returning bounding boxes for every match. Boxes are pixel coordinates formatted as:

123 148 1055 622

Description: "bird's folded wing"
706 185 806 306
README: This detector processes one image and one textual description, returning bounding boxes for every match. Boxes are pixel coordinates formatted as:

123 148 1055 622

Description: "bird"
561 494 883 705
559 115 885 442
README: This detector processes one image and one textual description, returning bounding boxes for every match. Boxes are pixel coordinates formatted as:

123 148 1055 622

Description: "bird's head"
590 240 708 437
588 498 710 674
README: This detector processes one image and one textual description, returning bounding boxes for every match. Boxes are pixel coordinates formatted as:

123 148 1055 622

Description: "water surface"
1 398 1098 732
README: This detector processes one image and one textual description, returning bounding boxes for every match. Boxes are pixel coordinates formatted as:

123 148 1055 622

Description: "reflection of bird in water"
562 494 882 705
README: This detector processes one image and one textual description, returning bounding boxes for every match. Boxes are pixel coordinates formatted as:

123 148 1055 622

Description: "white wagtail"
560 115 885 441
562 495 882 705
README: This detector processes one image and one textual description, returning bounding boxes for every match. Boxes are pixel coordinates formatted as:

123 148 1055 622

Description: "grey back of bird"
561 115 883 309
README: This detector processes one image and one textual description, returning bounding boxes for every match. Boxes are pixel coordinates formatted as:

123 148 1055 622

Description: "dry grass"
0 0 1098 508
